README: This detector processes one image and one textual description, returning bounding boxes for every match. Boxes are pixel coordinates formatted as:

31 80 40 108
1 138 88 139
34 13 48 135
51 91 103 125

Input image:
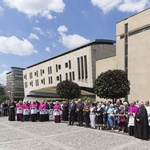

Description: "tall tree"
94 69 130 103
56 80 81 101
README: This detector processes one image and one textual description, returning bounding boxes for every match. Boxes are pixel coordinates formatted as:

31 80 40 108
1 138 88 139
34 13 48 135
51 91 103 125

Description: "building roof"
116 7 150 23
26 39 115 69
6 67 25 75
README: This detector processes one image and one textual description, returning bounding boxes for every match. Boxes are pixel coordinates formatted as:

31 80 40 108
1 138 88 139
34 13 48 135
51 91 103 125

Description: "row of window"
25 60 73 80
77 55 88 80
25 71 76 88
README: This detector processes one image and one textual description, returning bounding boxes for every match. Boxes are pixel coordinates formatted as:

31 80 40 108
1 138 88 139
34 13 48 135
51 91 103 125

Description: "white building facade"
23 39 115 96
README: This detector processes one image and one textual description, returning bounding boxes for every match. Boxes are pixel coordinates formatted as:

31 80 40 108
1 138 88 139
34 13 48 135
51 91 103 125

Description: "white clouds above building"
57 25 90 49
0 36 37 56
91 0 150 13
3 0 65 19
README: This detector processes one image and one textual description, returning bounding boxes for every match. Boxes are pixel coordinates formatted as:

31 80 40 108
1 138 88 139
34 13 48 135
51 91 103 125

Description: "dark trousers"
77 110 83 125
3 108 8 116
84 112 90 127
129 126 134 136
69 112 75 125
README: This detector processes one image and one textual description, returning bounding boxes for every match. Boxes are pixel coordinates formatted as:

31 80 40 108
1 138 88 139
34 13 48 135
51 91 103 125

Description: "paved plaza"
0 117 149 150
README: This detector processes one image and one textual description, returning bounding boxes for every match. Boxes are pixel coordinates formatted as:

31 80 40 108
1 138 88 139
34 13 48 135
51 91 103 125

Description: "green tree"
94 69 130 103
0 84 8 103
56 80 81 101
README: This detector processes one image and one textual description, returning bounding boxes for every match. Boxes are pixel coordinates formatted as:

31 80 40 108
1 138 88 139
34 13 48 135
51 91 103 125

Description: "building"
96 8 150 102
6 67 25 101
23 39 115 97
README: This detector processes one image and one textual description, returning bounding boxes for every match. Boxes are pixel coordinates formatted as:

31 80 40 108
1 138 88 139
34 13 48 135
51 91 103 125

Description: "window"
25 82 28 88
66 73 68 80
56 76 59 81
77 57 81 80
72 71 75 80
40 69 43 76
51 76 53 84
56 65 58 72
69 60 71 69
58 65 61 70
35 79 39 86
29 72 33 79
84 55 88 79
81 56 84 79
129 25 150 36
59 74 62 82
48 66 52 74
43 78 45 85
69 72 72 81
65 62 68 68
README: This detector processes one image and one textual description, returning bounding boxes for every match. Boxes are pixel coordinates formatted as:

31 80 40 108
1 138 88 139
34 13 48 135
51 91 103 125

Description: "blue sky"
0 0 150 85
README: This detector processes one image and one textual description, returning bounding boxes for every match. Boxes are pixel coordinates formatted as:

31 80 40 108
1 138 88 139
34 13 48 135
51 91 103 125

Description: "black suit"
68 103 76 125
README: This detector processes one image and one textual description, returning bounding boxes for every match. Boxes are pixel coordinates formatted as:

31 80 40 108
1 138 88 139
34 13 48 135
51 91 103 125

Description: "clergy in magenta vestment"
23 101 30 121
39 100 46 122
128 101 138 136
53 101 62 123
16 101 24 121
30 101 37 122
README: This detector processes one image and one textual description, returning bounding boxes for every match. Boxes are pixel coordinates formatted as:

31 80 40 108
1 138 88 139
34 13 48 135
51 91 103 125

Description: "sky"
0 0 150 85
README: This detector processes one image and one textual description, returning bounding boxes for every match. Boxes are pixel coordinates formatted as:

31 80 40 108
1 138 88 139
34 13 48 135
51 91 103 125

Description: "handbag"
120 116 126 122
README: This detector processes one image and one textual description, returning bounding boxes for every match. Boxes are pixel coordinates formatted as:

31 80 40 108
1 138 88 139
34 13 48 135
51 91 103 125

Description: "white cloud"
29 33 39 40
33 27 43 35
0 36 37 56
58 25 90 49
45 47 51 52
57 25 68 35
1 64 8 68
118 0 150 13
0 70 8 85
90 0 150 13
0 6 4 15
3 0 65 19
91 0 122 14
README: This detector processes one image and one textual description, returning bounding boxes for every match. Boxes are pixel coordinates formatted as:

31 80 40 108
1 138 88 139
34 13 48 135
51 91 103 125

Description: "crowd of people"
2 98 150 141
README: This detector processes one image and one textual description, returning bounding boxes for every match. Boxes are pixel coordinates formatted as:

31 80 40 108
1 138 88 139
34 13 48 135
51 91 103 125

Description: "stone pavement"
0 117 149 150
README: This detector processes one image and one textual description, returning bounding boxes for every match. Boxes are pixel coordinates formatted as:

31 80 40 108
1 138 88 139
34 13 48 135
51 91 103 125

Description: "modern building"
23 39 115 97
96 8 150 102
6 67 25 101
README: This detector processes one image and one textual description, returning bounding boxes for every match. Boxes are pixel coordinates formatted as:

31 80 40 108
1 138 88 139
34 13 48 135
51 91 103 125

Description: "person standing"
76 99 84 126
8 99 16 121
95 103 104 130
107 104 115 130
83 101 90 128
134 101 149 140
39 100 46 122
16 101 24 121
68 100 76 126
23 101 30 121
145 101 150 136
62 101 69 121
103 101 110 129
90 103 96 129
128 101 138 136
3 101 8 116
53 101 62 123
30 101 37 122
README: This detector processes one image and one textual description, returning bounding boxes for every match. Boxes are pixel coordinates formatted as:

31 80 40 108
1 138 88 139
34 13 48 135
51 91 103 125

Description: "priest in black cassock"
8 99 16 121
134 101 149 140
